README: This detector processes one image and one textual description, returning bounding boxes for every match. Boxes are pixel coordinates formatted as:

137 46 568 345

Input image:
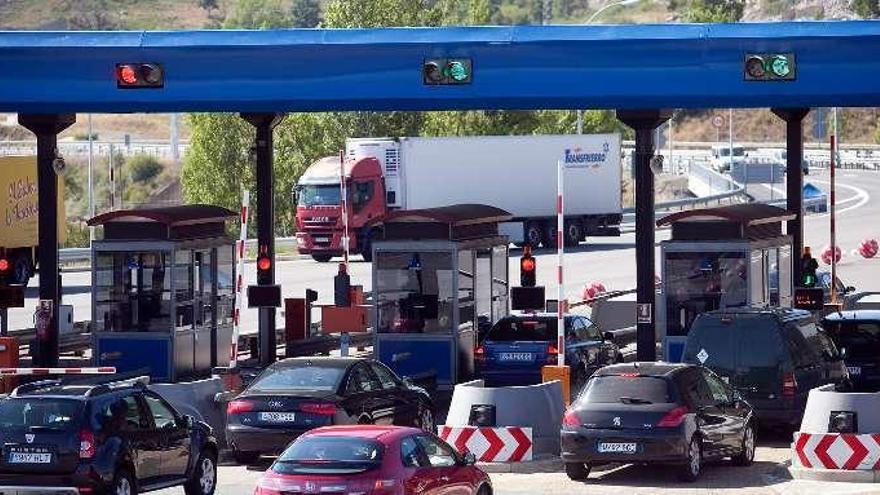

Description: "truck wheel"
524 223 544 248
311 254 333 263
564 221 583 247
10 254 32 285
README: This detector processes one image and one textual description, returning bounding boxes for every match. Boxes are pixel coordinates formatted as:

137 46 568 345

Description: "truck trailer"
294 135 622 262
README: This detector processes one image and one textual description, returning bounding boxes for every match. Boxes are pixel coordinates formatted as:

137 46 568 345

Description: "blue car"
475 313 622 391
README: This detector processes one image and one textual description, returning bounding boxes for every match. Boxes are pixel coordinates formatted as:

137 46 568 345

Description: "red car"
254 425 492 495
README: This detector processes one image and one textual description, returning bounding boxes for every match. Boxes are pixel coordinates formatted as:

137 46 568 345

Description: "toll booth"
87 205 237 382
370 204 511 390
657 204 795 361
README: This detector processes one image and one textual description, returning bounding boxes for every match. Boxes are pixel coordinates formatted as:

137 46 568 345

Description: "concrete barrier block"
445 380 564 455
800 385 880 433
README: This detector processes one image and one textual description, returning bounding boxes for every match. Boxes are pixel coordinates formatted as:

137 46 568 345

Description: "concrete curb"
788 465 879 483
476 454 562 474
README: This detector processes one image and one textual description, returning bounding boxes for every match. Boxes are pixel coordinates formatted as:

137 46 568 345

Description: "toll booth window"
216 246 235 327
375 252 453 334
664 252 746 337
458 249 475 333
94 252 171 333
174 250 194 330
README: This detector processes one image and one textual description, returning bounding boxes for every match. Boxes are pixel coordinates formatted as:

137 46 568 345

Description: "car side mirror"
602 331 614 343
179 414 194 429
462 451 477 466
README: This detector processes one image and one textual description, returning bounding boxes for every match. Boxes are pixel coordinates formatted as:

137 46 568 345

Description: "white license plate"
8 452 52 464
314 237 329 243
259 412 296 422
848 366 862 376
597 442 637 454
499 352 533 362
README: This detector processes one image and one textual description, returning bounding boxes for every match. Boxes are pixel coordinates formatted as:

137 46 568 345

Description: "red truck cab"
294 156 386 262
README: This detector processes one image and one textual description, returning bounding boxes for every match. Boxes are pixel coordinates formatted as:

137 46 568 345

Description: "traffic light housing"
116 63 164 89
423 58 473 85
744 53 796 81
520 246 536 287
802 253 818 288
256 245 272 284
0 252 9 285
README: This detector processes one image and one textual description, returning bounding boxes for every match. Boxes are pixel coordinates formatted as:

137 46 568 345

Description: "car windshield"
250 365 345 392
273 436 383 475
0 398 82 431
825 321 880 359
298 184 341 207
486 317 558 342
579 375 672 404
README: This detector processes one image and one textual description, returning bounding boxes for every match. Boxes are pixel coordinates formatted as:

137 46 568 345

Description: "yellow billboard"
1 155 66 248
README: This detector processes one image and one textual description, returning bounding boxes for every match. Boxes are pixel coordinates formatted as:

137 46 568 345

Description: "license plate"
259 412 296 422
499 352 533 362
597 442 637 454
314 237 329 243
848 366 862 376
7 452 52 464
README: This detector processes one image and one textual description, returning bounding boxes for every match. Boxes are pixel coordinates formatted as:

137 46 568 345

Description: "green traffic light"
769 55 791 78
445 61 469 82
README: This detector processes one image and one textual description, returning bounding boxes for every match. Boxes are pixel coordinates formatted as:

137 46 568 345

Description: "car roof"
594 362 692 378
305 425 421 442
10 379 147 399
823 310 880 322
274 357 367 369
701 306 812 321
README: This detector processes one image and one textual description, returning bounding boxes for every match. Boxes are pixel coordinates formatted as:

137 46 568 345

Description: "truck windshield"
298 185 341 206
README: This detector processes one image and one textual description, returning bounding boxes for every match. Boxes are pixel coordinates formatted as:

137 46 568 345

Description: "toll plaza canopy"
2 22 880 113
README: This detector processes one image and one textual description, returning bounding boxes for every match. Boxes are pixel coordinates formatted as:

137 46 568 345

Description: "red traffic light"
116 63 164 89
521 258 535 272
257 255 272 272
0 258 8 273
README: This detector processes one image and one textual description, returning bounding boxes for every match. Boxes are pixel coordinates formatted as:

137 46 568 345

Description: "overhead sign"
511 286 545 311
247 285 282 308
794 287 824 311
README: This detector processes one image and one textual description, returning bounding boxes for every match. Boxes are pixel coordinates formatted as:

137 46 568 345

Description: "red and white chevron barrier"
0 367 116 376
438 426 533 463
794 432 880 470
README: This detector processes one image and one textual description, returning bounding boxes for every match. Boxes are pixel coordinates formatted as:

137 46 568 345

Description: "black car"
823 310 880 392
476 313 622 390
561 362 755 482
0 379 218 495
682 307 848 428
225 357 435 464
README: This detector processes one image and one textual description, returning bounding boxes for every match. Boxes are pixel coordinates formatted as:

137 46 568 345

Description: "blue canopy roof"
1 22 879 113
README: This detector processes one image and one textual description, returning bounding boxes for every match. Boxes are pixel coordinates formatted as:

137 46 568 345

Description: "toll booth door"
194 250 214 374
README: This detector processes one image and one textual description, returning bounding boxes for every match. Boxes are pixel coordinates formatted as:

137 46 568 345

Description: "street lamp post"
576 0 641 134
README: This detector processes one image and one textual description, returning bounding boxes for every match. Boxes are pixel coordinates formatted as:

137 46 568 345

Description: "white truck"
346 134 622 248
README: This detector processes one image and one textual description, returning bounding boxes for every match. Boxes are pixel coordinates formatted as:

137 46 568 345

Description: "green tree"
290 0 322 27
680 0 744 22
224 0 290 29
853 0 880 18
127 154 164 183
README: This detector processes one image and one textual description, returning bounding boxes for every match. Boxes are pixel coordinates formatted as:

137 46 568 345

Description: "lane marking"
807 179 871 219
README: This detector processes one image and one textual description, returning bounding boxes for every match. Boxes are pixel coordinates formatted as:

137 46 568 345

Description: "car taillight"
227 400 254 415
657 406 689 428
546 344 559 363
783 372 798 397
79 429 95 459
562 409 580 427
301 402 337 415
475 345 485 357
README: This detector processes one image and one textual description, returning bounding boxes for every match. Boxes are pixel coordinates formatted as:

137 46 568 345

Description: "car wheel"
311 254 333 263
112 469 136 495
417 404 435 432
477 485 492 495
232 450 260 465
525 222 544 248
677 436 702 482
731 424 756 467
565 462 591 481
185 450 217 495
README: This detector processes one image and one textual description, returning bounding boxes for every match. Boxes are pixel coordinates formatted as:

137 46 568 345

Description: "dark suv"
0 379 218 495
823 310 880 392
682 307 848 428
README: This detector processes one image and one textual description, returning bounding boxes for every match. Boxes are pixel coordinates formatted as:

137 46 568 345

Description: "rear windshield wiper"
619 397 653 405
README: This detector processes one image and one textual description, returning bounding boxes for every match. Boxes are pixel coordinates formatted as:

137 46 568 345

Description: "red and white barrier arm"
0 367 116 376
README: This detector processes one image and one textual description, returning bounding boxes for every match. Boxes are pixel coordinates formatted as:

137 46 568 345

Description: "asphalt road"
5 168 880 333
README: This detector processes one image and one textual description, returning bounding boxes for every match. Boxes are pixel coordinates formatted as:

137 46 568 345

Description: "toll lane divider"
438 425 533 463
794 432 880 470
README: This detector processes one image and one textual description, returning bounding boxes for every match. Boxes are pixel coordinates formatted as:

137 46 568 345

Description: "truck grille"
303 217 336 227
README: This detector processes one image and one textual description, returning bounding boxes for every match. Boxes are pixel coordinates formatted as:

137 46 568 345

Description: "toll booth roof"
657 204 795 242
87 204 236 241
371 204 512 242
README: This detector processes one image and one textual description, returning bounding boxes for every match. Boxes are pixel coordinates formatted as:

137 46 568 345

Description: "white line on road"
807 179 871 218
